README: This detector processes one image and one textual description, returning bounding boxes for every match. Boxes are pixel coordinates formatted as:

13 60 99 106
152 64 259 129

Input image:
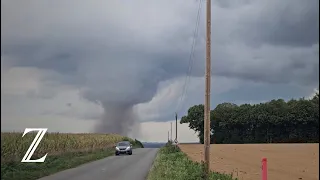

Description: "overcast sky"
1 0 319 142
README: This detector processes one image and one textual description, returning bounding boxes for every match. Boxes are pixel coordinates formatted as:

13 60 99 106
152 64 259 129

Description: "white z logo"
21 128 48 163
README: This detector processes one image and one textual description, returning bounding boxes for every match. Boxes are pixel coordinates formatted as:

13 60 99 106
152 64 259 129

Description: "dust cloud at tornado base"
94 103 141 137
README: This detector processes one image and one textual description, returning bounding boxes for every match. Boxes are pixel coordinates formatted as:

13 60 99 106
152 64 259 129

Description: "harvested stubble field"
179 143 319 180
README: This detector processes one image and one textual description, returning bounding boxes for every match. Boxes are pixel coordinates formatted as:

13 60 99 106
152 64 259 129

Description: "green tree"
180 94 319 144
180 105 205 143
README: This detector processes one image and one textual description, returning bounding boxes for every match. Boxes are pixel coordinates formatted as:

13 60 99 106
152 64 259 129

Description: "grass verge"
1 148 114 180
147 143 237 180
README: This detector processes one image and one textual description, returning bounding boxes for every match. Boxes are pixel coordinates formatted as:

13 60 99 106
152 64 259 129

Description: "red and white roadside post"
261 157 268 180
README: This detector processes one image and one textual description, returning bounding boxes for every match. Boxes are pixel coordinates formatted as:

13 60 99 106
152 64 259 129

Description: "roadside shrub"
134 139 144 148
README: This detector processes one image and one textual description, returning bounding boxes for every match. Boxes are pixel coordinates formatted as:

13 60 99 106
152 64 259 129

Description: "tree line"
180 92 319 144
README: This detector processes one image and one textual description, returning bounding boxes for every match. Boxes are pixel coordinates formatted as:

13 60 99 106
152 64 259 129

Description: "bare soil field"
179 144 319 180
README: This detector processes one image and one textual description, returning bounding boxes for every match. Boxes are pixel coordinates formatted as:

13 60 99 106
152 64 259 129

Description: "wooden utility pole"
204 0 211 179
170 122 173 142
175 112 178 143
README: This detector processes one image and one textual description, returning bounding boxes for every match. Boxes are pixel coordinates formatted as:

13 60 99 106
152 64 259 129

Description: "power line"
176 0 203 115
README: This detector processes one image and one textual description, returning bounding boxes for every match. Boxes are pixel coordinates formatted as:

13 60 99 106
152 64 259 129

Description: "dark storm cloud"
1 40 82 76
237 0 319 47
1 0 318 131
218 83 313 104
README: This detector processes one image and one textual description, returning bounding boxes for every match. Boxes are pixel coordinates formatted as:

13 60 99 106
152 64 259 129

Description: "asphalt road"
38 148 159 180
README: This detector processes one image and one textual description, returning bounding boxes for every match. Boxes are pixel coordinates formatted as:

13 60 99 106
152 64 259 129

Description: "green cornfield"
1 132 135 163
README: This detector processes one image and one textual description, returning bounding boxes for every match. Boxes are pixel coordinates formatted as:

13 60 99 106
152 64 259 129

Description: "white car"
114 141 133 155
